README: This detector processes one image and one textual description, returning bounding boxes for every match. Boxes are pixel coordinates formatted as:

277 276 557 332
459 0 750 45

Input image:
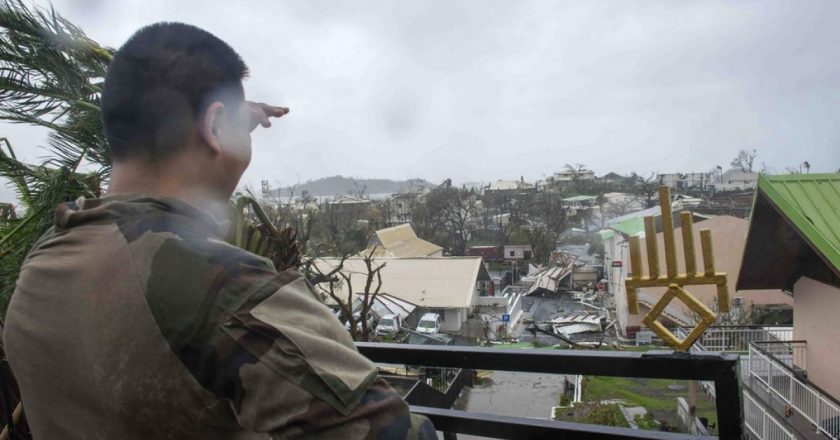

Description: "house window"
509 251 515 257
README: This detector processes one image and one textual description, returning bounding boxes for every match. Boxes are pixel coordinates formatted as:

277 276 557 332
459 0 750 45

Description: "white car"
344 311 375 332
415 313 441 335
375 314 402 336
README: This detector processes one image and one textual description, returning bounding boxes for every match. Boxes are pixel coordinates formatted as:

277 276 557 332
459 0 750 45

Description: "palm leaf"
228 195 301 272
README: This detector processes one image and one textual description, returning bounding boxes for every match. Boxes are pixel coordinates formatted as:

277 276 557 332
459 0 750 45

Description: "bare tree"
522 223 555 265
564 163 591 193
730 149 757 173
520 190 569 264
313 200 369 256
630 172 659 208
481 190 523 247
417 185 478 256
350 179 368 199
308 248 386 341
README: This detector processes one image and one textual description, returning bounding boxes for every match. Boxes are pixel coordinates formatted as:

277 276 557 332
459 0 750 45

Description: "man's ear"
199 101 227 156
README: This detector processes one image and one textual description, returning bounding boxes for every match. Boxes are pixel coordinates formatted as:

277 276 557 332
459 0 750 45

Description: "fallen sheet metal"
550 313 603 335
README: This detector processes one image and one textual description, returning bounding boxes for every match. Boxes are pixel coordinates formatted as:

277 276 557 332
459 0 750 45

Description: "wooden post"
643 216 660 279
700 229 715 278
680 212 697 277
658 186 678 278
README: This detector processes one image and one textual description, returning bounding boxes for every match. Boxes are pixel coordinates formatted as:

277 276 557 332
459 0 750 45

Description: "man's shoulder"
117 209 283 349
117 208 276 284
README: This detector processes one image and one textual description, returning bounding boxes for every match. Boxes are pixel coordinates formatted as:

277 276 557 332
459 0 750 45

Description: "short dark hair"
102 22 249 162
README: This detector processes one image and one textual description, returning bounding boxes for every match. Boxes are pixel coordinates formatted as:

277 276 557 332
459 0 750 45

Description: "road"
448 370 570 439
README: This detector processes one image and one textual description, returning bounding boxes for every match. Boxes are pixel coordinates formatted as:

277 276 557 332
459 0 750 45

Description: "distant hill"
272 176 433 198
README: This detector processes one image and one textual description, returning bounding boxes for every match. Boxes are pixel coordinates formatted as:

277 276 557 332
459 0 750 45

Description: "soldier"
3 22 435 439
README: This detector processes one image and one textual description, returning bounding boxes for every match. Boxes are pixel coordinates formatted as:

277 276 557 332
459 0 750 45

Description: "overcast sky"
2 0 839 200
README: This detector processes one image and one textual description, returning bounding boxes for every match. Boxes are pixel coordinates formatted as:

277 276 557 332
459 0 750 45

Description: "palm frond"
0 0 111 317
0 0 111 170
228 195 302 272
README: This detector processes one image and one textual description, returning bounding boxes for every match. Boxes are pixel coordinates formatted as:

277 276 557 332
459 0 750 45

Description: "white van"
375 314 402 336
415 313 441 335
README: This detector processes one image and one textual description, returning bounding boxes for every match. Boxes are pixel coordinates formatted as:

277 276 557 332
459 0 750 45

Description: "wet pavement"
449 370 572 440
454 370 569 418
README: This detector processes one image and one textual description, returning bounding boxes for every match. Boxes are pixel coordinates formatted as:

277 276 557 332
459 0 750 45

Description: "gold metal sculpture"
625 186 728 351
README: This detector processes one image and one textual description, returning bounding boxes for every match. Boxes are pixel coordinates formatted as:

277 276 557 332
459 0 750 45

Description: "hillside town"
1 1 839 439
228 160 838 438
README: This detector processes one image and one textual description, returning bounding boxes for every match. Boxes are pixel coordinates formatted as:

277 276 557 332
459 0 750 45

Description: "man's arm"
217 270 435 438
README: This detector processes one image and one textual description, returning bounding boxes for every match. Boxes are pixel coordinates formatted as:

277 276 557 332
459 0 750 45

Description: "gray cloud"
2 0 839 202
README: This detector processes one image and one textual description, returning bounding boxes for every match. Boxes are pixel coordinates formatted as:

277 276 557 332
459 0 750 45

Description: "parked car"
415 313 441 335
344 311 375 333
375 314 402 336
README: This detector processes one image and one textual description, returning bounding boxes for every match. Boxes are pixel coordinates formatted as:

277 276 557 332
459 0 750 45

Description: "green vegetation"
577 403 630 428
558 393 572 407
581 376 717 431
0 0 113 316
634 413 659 430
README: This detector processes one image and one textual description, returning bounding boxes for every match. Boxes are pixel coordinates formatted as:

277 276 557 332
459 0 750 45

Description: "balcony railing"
358 342 742 439
743 391 796 440
749 342 839 439
684 326 793 353
752 341 807 373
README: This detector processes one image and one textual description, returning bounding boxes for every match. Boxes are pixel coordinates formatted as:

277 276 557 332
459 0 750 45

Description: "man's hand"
247 101 289 132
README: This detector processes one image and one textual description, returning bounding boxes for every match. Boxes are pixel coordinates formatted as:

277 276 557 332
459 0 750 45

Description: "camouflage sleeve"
219 270 436 439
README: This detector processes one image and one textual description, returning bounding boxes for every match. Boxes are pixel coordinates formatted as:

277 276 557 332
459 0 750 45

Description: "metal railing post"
815 398 820 435
748 345 753 380
789 374 794 405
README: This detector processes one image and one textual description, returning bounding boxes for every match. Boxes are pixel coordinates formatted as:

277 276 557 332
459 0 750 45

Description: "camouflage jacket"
3 195 435 439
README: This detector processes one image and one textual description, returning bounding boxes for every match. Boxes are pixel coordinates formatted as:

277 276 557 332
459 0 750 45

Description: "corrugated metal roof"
597 229 615 241
611 217 646 237
604 206 707 238
487 180 520 191
737 173 840 290
362 293 417 321
606 205 662 226
759 174 840 270
315 257 490 309
363 224 443 258
562 195 597 202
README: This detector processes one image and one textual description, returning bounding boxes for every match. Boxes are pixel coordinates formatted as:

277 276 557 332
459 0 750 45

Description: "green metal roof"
756 173 840 272
611 217 645 237
597 229 615 241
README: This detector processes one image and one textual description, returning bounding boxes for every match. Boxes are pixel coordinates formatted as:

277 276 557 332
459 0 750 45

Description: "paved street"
448 370 570 439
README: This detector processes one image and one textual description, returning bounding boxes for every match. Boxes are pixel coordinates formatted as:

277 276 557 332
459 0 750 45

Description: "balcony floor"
743 375 825 440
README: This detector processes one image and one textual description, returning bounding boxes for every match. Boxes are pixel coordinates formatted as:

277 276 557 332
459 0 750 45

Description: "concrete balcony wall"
793 277 840 399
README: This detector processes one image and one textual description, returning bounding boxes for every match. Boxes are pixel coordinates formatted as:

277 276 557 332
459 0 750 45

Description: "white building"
314 257 491 332
710 168 758 192
657 172 711 190
503 244 533 261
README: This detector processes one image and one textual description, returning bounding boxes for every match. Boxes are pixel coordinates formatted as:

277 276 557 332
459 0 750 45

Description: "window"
509 251 515 257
